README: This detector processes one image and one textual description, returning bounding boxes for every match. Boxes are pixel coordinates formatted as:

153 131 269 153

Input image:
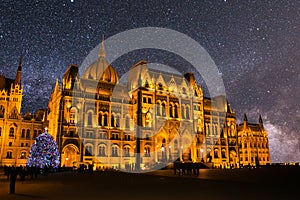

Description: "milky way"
0 0 299 162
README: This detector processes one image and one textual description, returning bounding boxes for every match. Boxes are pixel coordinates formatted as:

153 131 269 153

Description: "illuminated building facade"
0 41 271 169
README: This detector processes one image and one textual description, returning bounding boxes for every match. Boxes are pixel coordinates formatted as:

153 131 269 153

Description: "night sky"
0 0 299 163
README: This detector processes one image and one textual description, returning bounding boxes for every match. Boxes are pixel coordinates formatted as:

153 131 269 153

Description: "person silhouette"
9 166 18 194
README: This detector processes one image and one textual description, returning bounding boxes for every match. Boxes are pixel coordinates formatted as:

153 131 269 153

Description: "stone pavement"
0 167 299 200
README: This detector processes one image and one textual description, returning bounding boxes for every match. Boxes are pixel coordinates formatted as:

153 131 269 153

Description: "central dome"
82 36 118 84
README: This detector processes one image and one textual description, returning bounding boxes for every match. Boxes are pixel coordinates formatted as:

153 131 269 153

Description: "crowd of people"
3 165 41 194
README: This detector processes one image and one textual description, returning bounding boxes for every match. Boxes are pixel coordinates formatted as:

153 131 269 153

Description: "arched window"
124 134 131 141
111 146 119 157
99 131 107 139
26 129 30 138
85 145 93 156
162 102 166 116
0 127 1 136
115 115 120 127
33 130 38 138
6 151 13 159
98 113 102 126
169 103 173 118
156 101 161 116
214 149 219 158
103 113 108 126
182 87 187 94
9 127 14 137
21 129 25 138
125 116 130 129
111 115 115 127
20 152 27 159
221 149 226 158
98 146 106 156
144 146 150 157
174 104 178 118
186 105 190 120
88 113 92 126
123 146 130 157
181 105 185 119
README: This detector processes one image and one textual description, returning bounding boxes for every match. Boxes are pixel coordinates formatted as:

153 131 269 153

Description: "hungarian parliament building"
0 40 270 170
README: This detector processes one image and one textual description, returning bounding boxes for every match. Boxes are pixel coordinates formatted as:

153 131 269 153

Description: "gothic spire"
98 34 106 58
15 52 22 85
259 115 263 124
244 113 248 122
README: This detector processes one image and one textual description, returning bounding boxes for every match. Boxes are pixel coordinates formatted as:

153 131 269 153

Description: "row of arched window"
156 101 190 119
5 150 27 159
0 127 42 139
86 113 131 128
84 145 152 157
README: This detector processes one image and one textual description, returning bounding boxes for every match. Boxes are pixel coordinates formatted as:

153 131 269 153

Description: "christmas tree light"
27 129 60 168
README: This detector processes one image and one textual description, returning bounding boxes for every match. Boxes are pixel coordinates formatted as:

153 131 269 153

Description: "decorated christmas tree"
27 128 60 168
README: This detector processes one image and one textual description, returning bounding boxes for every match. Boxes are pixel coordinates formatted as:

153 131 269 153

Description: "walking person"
20 166 26 183
9 166 18 194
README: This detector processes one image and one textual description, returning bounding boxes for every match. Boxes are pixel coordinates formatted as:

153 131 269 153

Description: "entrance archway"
61 144 80 167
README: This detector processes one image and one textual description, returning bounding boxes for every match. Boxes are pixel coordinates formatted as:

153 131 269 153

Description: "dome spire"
99 34 106 58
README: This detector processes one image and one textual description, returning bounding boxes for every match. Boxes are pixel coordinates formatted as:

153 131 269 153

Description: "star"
0 0 298 163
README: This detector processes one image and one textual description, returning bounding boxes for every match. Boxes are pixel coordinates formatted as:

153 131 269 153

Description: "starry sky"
0 0 299 163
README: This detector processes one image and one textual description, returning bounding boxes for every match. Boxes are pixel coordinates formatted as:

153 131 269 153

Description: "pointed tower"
15 52 22 86
8 53 24 115
258 115 264 129
98 34 106 58
243 113 248 129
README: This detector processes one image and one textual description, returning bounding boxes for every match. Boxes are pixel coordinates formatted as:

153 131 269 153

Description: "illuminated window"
221 149 226 158
123 146 130 157
9 128 14 137
145 113 151 127
6 151 12 159
115 115 120 127
20 152 26 159
162 102 166 116
99 132 107 139
98 146 106 156
111 146 119 157
214 149 219 158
